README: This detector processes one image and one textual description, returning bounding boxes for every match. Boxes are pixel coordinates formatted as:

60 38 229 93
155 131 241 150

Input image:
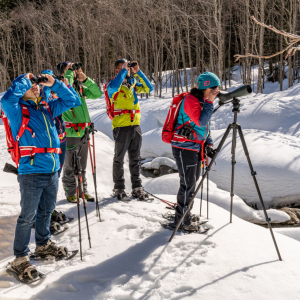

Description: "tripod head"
85 127 91 141
232 97 241 113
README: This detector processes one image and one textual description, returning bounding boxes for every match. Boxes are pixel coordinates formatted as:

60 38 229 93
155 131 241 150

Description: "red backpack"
0 104 61 169
0 105 31 167
162 92 189 143
104 78 115 120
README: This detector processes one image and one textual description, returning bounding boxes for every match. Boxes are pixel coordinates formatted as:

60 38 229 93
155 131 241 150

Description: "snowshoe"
161 220 210 234
51 210 74 225
50 221 68 235
84 193 95 202
32 240 78 261
112 189 132 202
6 256 44 284
131 187 154 202
162 212 200 222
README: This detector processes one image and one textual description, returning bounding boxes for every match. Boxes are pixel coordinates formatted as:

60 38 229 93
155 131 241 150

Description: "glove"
205 145 216 159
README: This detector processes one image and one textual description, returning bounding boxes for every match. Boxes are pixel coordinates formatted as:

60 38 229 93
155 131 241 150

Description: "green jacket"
62 70 102 138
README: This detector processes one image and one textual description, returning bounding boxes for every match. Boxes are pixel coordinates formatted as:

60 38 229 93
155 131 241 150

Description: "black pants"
62 135 89 197
113 125 142 190
172 147 201 226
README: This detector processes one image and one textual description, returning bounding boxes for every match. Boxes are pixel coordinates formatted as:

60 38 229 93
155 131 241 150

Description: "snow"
0 65 300 299
142 157 178 171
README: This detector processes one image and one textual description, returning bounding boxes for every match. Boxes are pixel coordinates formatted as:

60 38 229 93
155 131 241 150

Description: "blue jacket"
41 84 80 143
171 94 214 152
1 74 79 174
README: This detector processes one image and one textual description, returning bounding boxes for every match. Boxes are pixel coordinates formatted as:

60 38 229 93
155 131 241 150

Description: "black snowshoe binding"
51 210 74 225
131 187 154 201
32 239 77 261
50 221 68 236
161 220 210 234
7 256 44 284
162 211 200 222
112 189 131 201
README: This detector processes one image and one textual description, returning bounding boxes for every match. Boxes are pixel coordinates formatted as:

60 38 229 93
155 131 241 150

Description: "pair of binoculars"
127 62 137 68
30 76 48 84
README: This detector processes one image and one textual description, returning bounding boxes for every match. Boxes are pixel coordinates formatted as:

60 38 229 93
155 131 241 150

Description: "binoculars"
54 75 64 80
178 125 194 140
127 62 137 68
30 76 48 84
72 62 83 71
218 85 252 104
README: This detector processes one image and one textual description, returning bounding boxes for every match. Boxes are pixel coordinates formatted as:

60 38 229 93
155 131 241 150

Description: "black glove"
205 145 216 159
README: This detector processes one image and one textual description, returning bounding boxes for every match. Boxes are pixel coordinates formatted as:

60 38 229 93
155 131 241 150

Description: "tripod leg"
75 174 83 261
230 123 238 223
237 125 282 261
169 125 232 242
200 165 204 217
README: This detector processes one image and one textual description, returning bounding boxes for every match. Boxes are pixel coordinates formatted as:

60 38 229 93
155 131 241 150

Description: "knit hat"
197 72 220 90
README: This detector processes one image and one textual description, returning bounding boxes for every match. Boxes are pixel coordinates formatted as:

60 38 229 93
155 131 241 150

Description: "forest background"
0 0 299 95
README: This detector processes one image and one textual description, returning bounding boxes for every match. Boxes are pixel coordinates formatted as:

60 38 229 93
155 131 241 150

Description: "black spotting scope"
218 85 252 104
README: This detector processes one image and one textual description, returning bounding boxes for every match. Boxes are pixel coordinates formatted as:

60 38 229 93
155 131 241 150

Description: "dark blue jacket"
1 74 79 174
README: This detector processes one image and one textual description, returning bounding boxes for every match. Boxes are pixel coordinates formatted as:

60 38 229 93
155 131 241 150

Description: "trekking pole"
73 151 83 260
85 126 101 221
199 165 204 217
75 156 92 249
207 170 209 219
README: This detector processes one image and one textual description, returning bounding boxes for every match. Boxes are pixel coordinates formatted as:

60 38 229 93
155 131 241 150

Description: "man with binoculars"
1 72 79 278
107 59 153 201
57 62 102 203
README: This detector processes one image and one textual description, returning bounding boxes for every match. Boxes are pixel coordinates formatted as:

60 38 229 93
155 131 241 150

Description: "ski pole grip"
75 156 82 171
85 127 90 140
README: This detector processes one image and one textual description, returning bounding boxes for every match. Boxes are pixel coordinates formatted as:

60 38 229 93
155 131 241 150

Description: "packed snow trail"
0 130 300 300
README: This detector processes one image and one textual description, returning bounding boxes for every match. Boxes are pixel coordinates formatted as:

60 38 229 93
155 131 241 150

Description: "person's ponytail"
190 87 204 100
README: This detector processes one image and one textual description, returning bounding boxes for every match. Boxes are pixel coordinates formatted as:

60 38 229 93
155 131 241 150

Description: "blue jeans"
14 172 59 257
58 139 67 178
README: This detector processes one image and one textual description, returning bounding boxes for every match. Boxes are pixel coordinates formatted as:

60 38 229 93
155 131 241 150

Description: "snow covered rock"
142 157 177 171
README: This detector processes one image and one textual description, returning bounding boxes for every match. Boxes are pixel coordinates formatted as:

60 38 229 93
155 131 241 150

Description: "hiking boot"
132 187 149 200
35 239 68 259
67 195 77 203
11 256 38 279
182 222 199 232
84 193 95 202
113 189 128 200
191 214 200 222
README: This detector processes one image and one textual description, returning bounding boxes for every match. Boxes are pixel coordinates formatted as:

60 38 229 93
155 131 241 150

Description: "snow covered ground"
0 131 300 300
0 65 300 299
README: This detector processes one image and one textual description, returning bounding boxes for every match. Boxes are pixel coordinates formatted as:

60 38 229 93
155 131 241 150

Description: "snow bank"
144 173 289 224
142 157 177 171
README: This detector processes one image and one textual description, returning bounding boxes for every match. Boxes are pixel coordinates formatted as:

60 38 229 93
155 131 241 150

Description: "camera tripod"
169 97 282 261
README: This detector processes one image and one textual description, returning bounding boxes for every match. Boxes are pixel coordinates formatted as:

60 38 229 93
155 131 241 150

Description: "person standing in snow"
171 72 220 231
39 69 80 178
1 72 79 279
57 62 102 203
107 59 153 200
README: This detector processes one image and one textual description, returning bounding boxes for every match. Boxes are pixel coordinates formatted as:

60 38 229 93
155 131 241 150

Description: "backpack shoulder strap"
16 104 30 141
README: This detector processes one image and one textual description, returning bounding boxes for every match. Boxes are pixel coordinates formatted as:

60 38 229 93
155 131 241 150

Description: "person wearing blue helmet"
1 71 80 279
40 69 80 178
171 72 220 231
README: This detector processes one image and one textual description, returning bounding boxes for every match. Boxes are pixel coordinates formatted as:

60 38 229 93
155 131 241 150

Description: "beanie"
197 72 220 90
